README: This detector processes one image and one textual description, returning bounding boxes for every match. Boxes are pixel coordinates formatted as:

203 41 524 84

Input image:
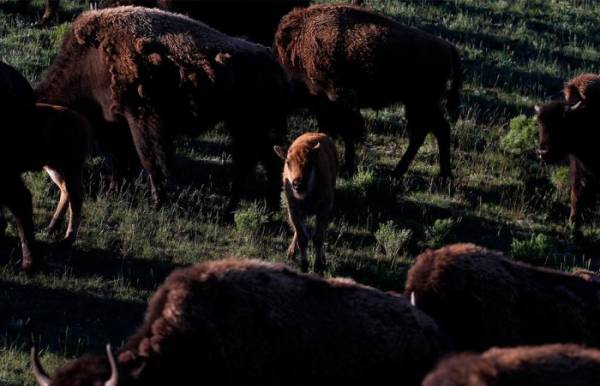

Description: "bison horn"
534 105 541 114
31 347 51 386
410 291 417 307
569 100 584 111
104 344 119 386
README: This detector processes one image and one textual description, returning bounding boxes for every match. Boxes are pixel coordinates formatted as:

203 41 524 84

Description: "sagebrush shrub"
374 221 412 259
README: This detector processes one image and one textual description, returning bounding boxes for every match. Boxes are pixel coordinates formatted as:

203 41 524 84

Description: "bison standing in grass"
422 344 600 386
405 243 600 351
274 4 462 176
32 258 446 386
37 6 291 213
274 132 338 273
535 100 599 227
0 62 91 272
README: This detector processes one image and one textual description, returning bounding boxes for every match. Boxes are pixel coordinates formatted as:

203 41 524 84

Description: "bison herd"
0 1 599 385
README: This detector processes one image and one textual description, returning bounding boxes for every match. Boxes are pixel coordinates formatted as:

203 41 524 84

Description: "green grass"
1 0 600 384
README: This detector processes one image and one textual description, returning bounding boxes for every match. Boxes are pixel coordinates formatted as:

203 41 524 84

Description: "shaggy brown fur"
405 243 600 351
563 73 600 105
34 258 446 386
422 344 600 386
535 100 600 226
37 6 291 212
0 60 38 271
37 103 91 244
97 0 310 46
274 133 338 273
274 4 462 176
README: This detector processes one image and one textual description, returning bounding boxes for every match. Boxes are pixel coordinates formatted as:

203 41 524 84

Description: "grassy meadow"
1 0 600 384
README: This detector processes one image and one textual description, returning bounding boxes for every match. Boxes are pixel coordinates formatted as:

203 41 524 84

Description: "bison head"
31 345 118 386
274 142 321 200
535 100 584 163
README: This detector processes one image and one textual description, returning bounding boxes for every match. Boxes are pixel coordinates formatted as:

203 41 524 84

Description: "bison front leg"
125 109 171 206
287 204 309 272
4 176 37 272
393 124 427 178
313 207 332 274
568 175 594 228
39 0 59 25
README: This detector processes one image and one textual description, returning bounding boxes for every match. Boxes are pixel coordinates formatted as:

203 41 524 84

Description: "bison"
564 73 600 105
274 132 338 273
32 258 446 386
36 6 291 213
0 63 91 272
422 344 600 386
274 4 462 176
405 243 600 351
535 100 599 227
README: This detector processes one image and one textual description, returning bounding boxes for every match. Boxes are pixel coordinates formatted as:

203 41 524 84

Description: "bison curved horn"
569 100 584 111
410 291 417 307
104 344 119 386
31 347 51 386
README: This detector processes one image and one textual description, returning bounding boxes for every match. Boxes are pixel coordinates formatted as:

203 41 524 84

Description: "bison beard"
405 243 600 351
274 4 462 176
32 259 446 386
36 6 291 213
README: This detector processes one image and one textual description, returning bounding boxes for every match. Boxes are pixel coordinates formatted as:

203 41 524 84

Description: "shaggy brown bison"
32 258 446 386
274 132 338 273
422 344 600 386
274 4 462 176
405 243 600 351
37 6 291 212
564 73 600 105
535 100 599 226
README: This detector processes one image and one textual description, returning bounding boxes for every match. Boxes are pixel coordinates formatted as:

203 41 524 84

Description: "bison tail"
446 46 463 123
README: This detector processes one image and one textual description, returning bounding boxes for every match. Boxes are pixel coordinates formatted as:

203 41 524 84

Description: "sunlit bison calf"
405 243 600 351
32 258 446 386
422 344 600 386
535 100 599 226
274 4 462 176
37 6 291 212
274 133 338 273
564 73 600 105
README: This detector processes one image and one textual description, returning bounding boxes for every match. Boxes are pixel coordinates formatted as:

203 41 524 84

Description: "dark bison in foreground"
32 258 446 386
37 6 291 211
0 62 91 272
405 243 600 351
535 100 599 226
422 344 600 386
274 4 462 176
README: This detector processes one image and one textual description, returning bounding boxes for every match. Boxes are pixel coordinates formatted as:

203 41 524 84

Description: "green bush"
425 218 459 248
374 221 412 259
511 233 555 262
501 115 538 155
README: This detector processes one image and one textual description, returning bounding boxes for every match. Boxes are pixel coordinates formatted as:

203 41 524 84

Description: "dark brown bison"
535 100 599 227
37 6 291 212
422 344 600 386
405 243 600 351
274 4 462 176
32 258 446 386
0 63 91 272
564 73 600 105
274 132 338 273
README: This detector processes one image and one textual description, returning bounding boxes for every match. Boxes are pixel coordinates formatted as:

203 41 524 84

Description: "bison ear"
273 146 287 161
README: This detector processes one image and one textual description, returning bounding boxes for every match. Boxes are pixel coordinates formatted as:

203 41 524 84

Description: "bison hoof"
20 255 37 274
300 260 309 273
59 234 76 248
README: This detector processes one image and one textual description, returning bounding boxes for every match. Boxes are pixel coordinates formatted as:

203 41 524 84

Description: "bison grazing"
37 6 291 212
274 132 338 273
405 243 600 351
32 258 446 386
535 100 599 226
563 73 600 105
274 4 462 176
422 344 600 386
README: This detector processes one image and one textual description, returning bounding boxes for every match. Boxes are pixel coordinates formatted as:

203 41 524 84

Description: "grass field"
1 0 600 384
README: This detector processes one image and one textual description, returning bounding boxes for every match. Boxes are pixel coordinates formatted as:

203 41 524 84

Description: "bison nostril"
292 179 302 189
